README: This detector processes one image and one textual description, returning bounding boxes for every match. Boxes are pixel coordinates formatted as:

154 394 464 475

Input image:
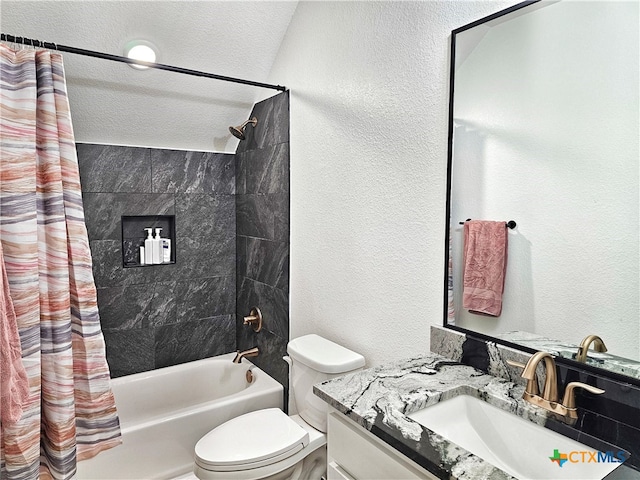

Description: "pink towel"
462 220 508 317
0 241 29 424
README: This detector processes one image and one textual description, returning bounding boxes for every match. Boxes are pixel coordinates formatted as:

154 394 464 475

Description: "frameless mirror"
444 0 639 380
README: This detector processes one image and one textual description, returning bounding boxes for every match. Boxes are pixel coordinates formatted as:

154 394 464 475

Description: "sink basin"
408 395 624 479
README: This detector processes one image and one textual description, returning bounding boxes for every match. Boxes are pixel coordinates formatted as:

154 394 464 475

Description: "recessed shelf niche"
121 215 176 267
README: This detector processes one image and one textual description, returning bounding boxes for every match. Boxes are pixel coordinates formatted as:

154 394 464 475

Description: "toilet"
193 334 365 480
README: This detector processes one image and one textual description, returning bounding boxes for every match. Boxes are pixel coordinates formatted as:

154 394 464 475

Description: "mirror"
444 0 639 380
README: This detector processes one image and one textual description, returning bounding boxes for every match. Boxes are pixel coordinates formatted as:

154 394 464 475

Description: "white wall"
266 0 515 367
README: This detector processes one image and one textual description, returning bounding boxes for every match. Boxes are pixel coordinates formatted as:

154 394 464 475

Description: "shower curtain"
0 45 121 479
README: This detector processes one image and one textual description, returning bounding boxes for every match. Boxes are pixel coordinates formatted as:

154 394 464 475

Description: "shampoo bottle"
162 237 171 263
144 228 154 265
153 228 163 264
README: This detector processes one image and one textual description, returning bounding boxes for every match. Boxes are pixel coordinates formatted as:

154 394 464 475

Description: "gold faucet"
575 335 607 363
243 307 263 332
233 347 259 364
510 351 605 421
520 351 559 404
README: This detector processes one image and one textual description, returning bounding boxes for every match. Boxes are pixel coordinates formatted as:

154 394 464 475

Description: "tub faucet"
233 347 259 364
575 334 607 363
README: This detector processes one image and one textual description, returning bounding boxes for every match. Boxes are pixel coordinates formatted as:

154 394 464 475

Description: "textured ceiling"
1 1 298 152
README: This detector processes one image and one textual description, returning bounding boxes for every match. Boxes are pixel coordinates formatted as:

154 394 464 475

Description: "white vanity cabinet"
326 407 438 480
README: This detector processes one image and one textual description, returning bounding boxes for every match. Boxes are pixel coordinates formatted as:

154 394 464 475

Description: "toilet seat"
195 408 309 472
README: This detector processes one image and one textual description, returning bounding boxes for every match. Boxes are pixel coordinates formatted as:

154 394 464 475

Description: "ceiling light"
123 40 158 70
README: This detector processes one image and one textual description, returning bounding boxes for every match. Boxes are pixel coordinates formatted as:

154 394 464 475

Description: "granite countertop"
313 352 564 480
495 331 640 380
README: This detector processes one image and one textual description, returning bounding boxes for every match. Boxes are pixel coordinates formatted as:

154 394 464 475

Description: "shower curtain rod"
0 33 287 92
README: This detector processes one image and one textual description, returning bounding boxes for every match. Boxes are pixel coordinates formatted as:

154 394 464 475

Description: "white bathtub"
76 353 283 479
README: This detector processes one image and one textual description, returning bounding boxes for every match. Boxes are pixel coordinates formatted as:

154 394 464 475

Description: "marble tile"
236 277 288 339
236 143 289 195
175 276 235 323
236 313 257 352
91 240 142 288
237 316 288 390
92 235 233 288
121 215 174 240
90 240 179 288
236 92 289 153
148 281 178 327
104 329 155 378
147 276 235 328
272 193 290 243
97 285 153 331
236 236 247 279
77 143 151 193
174 235 235 280
236 193 289 242
83 193 175 241
175 194 235 239
244 237 289 291
235 155 246 195
236 194 273 240
154 315 235 369
83 92 288 380
151 150 235 194
234 91 290 395
122 238 141 266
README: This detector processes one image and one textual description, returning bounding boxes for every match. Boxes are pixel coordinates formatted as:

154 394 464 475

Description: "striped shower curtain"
0 45 121 479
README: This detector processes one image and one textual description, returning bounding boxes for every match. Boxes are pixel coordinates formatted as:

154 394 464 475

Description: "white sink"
408 395 624 480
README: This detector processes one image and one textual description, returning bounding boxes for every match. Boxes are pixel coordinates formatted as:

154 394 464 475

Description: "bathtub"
76 353 283 479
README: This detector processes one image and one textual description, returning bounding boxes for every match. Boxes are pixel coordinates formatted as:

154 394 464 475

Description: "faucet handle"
243 307 262 332
506 360 526 370
562 382 605 411
507 358 541 397
506 360 533 388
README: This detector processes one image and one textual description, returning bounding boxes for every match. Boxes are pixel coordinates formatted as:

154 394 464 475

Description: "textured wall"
265 1 515 368
235 92 290 389
78 144 236 377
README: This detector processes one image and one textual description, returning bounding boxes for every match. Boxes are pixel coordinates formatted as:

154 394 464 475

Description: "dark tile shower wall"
236 92 290 390
78 144 236 377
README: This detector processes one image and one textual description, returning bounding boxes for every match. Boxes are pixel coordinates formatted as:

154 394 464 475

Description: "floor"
171 473 198 480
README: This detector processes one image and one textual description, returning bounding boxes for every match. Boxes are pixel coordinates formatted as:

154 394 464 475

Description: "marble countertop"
314 352 576 480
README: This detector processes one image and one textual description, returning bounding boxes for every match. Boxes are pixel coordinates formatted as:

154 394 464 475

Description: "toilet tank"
287 334 365 433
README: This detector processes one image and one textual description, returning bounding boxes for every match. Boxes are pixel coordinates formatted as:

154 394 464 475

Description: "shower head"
229 117 258 140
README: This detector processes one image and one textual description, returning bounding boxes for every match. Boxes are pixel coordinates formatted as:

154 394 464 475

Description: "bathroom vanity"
326 407 436 480
315 350 633 480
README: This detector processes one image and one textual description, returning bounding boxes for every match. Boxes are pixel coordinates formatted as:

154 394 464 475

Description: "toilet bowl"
193 335 365 480
193 411 325 480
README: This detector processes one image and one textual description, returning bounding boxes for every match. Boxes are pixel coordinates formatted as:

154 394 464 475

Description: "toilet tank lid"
287 334 365 374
